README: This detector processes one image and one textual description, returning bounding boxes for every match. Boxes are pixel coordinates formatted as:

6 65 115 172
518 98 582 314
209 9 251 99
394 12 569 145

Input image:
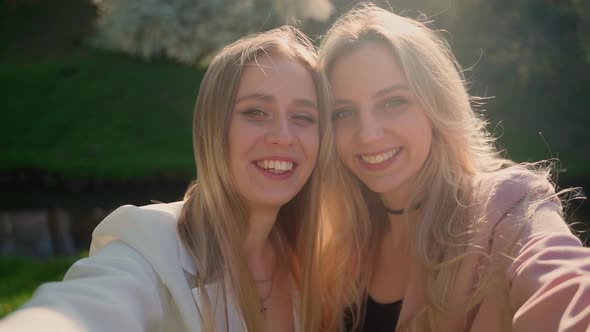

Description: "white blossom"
91 0 333 65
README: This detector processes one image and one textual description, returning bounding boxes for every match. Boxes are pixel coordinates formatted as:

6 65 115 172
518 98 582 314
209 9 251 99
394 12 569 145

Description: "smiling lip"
253 156 298 180
357 147 402 171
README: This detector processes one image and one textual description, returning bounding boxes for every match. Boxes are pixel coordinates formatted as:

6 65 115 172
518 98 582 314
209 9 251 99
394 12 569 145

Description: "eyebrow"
235 93 317 109
373 83 410 98
235 93 274 103
293 98 318 109
333 83 410 106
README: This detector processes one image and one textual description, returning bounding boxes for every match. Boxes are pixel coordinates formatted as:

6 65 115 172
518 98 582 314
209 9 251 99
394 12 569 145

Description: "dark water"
0 171 588 258
0 171 190 257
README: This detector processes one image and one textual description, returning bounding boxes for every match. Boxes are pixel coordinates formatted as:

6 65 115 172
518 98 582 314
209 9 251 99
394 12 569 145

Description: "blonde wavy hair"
177 26 329 331
316 4 540 331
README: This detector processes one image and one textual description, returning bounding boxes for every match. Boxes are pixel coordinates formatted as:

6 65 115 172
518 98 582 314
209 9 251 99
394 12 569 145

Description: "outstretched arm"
503 203 590 331
0 241 165 332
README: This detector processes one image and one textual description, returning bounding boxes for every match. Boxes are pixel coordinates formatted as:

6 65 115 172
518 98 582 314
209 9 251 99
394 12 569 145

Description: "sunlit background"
1 0 589 316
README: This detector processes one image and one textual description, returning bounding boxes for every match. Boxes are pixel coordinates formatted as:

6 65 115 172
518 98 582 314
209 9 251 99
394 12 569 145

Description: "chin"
364 179 402 195
256 195 297 210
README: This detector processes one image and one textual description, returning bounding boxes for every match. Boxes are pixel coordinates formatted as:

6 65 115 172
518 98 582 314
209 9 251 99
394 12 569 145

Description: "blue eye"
384 98 407 109
331 109 354 121
384 97 407 108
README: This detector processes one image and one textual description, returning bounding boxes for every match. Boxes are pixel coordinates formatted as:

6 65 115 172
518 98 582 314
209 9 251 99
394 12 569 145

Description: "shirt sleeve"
0 241 165 332
499 202 590 331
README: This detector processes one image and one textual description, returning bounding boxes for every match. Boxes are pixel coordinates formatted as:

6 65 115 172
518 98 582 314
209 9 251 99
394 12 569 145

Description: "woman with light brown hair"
0 26 329 332
319 4 590 331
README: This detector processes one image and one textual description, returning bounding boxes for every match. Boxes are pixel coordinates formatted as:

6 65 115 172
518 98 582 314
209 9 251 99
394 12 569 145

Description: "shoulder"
89 201 195 274
471 166 577 252
473 165 558 223
91 201 184 251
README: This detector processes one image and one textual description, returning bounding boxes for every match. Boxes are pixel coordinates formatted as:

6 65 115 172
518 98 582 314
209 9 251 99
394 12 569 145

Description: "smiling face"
228 53 319 212
329 42 432 206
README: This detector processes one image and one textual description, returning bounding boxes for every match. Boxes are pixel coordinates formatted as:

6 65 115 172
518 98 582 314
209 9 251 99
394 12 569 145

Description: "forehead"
236 53 316 97
328 42 408 97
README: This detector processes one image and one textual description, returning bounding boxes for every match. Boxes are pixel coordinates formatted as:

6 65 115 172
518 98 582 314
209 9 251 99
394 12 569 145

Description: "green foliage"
574 0 590 64
446 0 590 178
0 0 206 179
0 48 203 178
0 253 86 318
1 0 589 179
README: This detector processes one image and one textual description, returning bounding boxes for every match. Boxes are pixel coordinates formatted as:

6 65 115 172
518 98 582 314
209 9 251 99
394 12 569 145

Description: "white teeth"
360 148 400 164
256 160 294 173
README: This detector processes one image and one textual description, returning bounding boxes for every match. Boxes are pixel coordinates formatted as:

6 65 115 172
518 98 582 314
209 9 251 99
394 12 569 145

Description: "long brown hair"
177 26 328 331
318 4 523 331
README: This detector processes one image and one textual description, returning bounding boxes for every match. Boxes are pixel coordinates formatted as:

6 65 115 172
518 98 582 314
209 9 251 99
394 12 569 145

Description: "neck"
383 213 408 246
381 183 410 211
243 206 279 279
380 191 419 244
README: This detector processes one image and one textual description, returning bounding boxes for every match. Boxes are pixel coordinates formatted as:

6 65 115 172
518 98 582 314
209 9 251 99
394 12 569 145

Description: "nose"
265 115 295 147
358 110 383 144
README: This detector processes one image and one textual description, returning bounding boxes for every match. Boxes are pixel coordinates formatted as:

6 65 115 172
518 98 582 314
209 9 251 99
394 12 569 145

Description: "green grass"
0 253 86 318
0 0 205 179
0 0 588 180
0 48 204 178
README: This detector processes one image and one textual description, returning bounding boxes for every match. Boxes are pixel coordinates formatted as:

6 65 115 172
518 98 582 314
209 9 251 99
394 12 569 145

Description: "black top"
345 296 403 332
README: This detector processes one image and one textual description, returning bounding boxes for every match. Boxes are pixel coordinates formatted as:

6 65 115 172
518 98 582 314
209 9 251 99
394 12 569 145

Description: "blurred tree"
271 0 334 22
444 0 590 163
573 0 590 64
90 0 333 65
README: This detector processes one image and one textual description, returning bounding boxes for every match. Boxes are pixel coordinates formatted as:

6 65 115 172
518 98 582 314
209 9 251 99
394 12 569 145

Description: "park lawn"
0 253 86 318
1 0 588 181
0 48 204 179
1 45 586 180
0 0 204 179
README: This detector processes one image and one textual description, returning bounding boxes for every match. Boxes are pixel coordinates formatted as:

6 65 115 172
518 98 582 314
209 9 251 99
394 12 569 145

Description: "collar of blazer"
176 203 301 331
176 210 246 330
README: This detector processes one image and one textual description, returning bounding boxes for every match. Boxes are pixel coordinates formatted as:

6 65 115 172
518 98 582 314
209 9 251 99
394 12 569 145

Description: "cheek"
418 113 433 143
227 141 242 175
412 116 433 158
302 128 320 159
227 129 254 179
229 123 256 152
334 126 351 155
227 133 242 161
227 120 240 149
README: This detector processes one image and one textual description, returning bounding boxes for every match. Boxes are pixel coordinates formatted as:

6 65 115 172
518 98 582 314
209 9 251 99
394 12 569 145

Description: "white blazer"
0 202 279 332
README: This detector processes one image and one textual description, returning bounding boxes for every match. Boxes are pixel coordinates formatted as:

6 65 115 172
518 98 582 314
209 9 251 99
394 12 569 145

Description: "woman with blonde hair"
1 25 328 332
319 4 590 331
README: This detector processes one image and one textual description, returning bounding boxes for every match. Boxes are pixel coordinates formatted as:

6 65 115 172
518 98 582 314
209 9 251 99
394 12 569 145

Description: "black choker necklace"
383 202 422 215
384 206 405 215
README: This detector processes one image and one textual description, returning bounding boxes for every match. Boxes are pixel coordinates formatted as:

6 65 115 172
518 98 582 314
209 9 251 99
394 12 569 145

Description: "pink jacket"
398 168 590 331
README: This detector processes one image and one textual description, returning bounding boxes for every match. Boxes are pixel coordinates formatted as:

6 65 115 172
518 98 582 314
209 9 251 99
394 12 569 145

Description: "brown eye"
241 108 268 118
293 114 317 126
